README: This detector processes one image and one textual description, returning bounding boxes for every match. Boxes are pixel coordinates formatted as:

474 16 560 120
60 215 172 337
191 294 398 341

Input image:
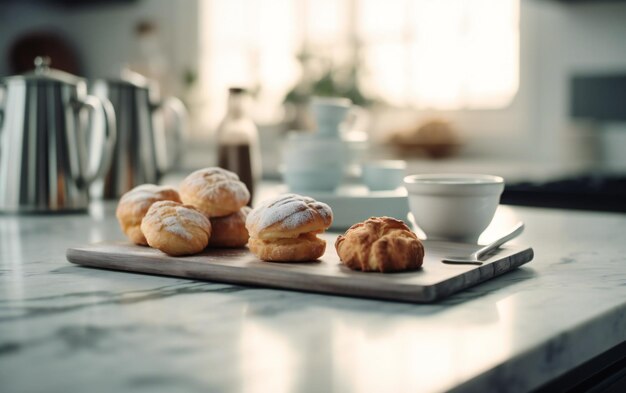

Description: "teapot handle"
342 105 369 134
154 96 187 177
0 83 5 133
77 95 117 186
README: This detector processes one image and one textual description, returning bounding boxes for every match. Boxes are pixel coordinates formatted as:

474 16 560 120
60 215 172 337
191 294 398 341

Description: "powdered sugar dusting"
314 203 333 221
161 215 192 240
120 184 178 215
247 193 332 232
143 201 210 240
176 206 210 228
121 184 174 203
181 167 250 202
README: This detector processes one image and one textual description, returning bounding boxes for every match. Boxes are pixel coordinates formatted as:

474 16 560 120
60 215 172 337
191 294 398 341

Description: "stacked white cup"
282 98 352 192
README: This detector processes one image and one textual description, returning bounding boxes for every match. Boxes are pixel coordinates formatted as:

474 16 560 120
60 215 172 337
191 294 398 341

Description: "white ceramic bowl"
362 160 406 191
403 174 505 243
281 133 345 191
283 168 343 192
282 134 345 170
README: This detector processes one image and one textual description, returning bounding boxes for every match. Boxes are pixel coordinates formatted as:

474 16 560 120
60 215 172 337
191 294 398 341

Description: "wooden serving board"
66 234 533 303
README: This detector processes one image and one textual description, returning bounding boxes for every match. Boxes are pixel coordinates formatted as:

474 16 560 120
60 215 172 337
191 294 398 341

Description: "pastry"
335 217 424 273
179 167 250 217
116 184 182 245
248 233 325 262
389 119 461 159
208 207 251 248
246 194 333 262
141 200 212 256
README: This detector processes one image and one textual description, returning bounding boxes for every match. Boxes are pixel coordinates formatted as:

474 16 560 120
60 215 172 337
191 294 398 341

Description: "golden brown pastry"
248 233 325 262
141 201 212 256
116 184 182 245
208 207 251 248
335 217 424 273
179 167 250 217
246 194 333 262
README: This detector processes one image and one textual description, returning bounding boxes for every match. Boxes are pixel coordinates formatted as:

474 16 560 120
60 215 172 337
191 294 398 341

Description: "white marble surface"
1 201 626 393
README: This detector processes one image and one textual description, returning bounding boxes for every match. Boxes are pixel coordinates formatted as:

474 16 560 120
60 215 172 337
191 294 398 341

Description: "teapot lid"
5 57 83 85
97 68 150 89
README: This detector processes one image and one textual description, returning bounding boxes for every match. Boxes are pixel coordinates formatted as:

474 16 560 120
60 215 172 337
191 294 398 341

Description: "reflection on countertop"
1 197 626 393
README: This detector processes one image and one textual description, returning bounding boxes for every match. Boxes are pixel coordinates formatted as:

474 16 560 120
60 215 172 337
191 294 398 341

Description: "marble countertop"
1 201 626 393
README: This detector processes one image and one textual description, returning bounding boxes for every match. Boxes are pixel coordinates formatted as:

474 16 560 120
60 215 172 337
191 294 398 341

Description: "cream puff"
179 167 250 218
335 216 424 272
208 207 251 248
116 184 181 245
141 201 212 256
246 194 333 262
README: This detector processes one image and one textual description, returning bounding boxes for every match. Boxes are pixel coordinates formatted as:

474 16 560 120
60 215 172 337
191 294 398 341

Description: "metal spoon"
441 222 525 265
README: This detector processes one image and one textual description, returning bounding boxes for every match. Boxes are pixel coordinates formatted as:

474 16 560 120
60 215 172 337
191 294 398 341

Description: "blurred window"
200 0 519 124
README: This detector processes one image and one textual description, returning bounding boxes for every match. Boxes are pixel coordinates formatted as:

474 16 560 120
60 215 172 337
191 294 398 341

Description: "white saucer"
306 185 410 230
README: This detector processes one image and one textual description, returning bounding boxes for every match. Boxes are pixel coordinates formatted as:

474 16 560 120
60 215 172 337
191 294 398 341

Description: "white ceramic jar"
282 133 345 191
281 97 357 192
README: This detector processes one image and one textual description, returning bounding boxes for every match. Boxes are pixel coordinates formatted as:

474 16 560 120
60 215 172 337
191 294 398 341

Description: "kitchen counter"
1 201 626 393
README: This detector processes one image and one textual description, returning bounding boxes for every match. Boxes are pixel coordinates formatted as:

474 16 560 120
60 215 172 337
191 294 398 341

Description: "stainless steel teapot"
0 57 116 213
90 70 186 199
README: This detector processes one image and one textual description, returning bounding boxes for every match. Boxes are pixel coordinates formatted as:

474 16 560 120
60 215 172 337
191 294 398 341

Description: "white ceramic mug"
403 174 505 243
362 160 406 191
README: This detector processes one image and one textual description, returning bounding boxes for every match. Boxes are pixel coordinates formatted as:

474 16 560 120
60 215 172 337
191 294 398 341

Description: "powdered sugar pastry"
248 193 332 231
121 184 177 215
183 168 249 202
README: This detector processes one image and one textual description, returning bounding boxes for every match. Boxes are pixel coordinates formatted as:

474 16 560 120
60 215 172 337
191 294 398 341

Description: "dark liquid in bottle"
218 143 255 205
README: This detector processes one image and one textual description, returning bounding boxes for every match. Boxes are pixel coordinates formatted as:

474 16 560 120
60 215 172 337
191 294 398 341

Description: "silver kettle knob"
34 56 51 73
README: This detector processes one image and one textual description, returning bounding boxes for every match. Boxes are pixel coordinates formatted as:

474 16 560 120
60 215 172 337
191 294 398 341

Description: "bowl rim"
362 160 407 171
403 173 504 186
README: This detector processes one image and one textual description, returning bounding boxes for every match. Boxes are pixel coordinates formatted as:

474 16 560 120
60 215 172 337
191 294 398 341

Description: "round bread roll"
116 184 181 245
246 194 333 262
141 201 212 256
208 207 251 248
246 193 333 240
335 217 424 273
179 167 250 217
248 233 326 262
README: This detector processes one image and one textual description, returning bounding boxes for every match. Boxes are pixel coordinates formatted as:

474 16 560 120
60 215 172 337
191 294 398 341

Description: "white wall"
371 0 626 167
530 0 626 165
0 0 199 96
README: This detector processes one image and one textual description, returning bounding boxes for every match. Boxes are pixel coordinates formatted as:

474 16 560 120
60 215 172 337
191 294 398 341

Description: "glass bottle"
216 88 261 205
